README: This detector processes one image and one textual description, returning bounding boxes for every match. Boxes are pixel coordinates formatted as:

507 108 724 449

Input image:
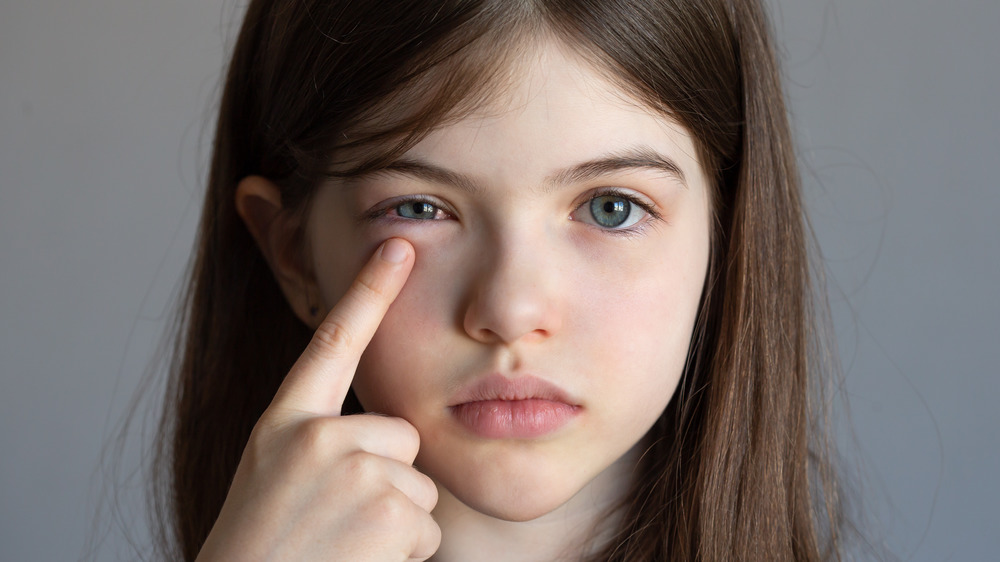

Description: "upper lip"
448 373 578 407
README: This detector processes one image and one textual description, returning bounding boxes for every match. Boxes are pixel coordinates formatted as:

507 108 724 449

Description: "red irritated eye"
362 195 455 223
395 201 448 220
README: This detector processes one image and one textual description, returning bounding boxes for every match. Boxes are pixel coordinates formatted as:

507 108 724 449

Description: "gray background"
1 0 997 560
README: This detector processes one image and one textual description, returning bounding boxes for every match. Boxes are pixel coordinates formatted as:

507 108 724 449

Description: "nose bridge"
463 224 563 345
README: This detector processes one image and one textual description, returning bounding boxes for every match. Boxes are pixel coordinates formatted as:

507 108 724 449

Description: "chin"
448 479 578 522
426 448 590 522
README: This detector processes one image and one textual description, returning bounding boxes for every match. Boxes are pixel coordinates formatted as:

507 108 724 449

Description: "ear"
235 176 321 328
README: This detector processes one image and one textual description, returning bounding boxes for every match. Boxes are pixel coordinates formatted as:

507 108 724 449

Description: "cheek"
350 237 469 414
569 232 709 409
572 259 699 382
574 231 707 342
377 232 468 340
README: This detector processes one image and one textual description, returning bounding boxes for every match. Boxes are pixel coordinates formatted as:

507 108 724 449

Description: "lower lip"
451 399 579 439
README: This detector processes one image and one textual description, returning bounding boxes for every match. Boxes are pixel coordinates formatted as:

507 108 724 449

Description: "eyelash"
361 189 663 235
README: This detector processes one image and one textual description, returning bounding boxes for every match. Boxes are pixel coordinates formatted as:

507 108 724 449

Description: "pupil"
413 202 427 214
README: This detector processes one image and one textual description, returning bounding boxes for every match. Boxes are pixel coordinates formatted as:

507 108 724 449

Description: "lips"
449 373 581 439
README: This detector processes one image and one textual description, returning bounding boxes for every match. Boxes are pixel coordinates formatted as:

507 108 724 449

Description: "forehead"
394 40 706 191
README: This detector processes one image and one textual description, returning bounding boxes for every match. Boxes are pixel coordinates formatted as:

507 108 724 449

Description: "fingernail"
379 238 409 264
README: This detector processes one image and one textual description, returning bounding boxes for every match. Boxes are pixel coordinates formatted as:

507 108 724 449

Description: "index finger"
269 238 414 416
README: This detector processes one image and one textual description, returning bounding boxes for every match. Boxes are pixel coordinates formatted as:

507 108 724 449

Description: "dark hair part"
155 0 843 560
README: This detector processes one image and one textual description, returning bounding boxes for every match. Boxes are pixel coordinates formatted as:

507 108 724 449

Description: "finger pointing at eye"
200 238 437 562
268 238 414 417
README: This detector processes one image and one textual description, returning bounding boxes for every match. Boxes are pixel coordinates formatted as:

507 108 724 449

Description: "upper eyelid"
387 194 448 209
584 185 652 204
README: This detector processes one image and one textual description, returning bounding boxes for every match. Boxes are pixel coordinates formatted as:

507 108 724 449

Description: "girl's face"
305 41 711 522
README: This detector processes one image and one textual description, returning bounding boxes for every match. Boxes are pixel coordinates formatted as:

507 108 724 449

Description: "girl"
156 0 843 560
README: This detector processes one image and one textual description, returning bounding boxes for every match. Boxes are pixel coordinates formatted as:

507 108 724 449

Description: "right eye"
392 200 450 220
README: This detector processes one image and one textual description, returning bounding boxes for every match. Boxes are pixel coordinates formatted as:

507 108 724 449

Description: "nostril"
463 294 558 345
473 327 502 344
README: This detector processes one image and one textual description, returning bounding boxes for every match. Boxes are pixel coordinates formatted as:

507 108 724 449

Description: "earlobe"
235 176 322 327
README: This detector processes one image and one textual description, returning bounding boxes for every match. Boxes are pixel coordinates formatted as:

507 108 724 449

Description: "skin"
219 40 711 561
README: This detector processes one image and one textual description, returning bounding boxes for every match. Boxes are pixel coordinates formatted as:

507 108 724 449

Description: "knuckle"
286 417 335 461
402 426 422 461
244 414 294 463
354 270 387 304
395 418 421 446
341 451 381 487
422 518 444 555
311 319 353 356
357 415 421 462
241 424 271 470
242 416 339 475
420 473 439 505
370 489 410 527
408 513 442 561
381 416 421 453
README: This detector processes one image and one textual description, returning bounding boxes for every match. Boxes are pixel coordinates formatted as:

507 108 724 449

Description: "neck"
429 445 639 562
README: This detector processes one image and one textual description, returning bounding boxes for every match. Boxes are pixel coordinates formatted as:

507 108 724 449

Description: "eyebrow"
364 145 687 194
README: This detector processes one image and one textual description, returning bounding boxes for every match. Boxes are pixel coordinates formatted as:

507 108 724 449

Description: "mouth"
448 373 581 439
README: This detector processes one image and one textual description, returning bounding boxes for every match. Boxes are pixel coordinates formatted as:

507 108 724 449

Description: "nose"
462 239 563 345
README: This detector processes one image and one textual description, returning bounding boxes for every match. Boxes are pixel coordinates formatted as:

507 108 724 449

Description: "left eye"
394 200 448 220
573 193 647 229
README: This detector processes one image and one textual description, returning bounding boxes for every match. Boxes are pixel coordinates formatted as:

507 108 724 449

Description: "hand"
196 238 441 561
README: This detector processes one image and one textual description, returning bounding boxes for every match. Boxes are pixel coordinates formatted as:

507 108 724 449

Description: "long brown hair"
155 0 843 559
